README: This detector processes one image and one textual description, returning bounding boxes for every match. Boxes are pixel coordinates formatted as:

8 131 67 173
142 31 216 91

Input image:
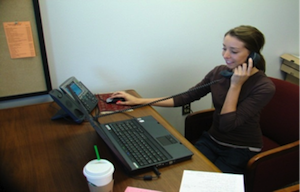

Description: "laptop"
67 85 193 174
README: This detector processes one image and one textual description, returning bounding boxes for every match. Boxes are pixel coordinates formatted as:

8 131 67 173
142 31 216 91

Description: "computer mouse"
106 97 126 104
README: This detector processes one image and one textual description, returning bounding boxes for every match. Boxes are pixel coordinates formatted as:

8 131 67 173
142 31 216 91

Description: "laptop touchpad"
157 135 177 146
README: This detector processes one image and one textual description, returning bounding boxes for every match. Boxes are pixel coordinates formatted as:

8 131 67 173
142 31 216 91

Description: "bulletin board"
0 0 51 101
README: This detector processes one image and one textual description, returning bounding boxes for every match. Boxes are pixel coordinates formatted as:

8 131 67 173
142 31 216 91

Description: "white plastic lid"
83 159 114 186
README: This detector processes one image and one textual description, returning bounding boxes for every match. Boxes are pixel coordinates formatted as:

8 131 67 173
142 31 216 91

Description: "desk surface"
0 90 219 192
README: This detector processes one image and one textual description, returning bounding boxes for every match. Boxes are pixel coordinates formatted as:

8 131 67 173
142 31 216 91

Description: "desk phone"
49 76 98 123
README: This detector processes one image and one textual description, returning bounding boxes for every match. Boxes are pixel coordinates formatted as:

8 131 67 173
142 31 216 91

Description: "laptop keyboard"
108 120 171 166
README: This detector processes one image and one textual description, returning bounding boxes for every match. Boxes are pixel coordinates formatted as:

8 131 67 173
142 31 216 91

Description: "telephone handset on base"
220 52 261 78
49 76 98 123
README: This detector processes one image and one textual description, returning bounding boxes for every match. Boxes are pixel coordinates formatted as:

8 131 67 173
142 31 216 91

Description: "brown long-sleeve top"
173 65 275 149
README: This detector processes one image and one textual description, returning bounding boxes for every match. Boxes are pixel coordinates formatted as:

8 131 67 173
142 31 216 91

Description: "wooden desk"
0 90 219 192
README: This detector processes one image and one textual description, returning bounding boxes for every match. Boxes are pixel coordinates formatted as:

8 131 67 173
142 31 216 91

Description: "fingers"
110 91 126 98
233 64 245 75
109 91 136 105
248 57 253 68
234 58 253 76
247 58 253 75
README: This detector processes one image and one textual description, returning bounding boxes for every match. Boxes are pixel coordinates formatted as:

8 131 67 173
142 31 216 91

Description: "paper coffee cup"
83 159 114 192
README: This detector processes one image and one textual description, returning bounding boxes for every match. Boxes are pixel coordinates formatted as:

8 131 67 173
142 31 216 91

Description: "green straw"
94 145 100 160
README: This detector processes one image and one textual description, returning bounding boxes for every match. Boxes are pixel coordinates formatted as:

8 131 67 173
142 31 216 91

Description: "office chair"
184 77 299 192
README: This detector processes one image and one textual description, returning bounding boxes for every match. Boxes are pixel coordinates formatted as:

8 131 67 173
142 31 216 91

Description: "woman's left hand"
231 58 253 87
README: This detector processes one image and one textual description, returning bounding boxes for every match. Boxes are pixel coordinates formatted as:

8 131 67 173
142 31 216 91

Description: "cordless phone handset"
220 52 260 78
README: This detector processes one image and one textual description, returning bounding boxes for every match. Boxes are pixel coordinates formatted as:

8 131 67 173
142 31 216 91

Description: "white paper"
179 170 244 192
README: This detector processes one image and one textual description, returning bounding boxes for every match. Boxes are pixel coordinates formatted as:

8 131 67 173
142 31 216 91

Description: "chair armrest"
184 108 215 144
245 140 299 192
274 183 299 192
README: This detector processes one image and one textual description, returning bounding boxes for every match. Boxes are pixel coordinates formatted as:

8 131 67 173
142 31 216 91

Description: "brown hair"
225 25 266 72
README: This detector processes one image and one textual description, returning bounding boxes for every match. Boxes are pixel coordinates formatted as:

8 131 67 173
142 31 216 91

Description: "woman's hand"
230 58 253 87
221 58 256 114
109 91 142 105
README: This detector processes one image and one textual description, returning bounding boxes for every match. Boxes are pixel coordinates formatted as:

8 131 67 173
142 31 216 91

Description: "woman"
108 25 275 174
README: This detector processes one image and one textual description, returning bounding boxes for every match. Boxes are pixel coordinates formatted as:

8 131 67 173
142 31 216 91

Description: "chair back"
260 77 299 146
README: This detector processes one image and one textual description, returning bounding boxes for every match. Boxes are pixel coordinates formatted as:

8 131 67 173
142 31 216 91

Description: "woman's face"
222 34 250 69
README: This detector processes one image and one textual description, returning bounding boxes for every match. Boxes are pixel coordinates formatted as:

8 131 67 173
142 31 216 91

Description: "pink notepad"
125 186 161 192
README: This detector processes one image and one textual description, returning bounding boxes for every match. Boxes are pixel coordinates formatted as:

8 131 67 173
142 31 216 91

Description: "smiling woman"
222 35 251 68
223 26 266 72
107 25 276 174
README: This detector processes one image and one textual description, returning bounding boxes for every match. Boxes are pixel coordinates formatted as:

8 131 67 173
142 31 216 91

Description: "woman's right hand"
109 91 142 105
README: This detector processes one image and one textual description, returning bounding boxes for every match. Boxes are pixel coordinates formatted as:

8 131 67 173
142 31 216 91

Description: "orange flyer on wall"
3 21 36 59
